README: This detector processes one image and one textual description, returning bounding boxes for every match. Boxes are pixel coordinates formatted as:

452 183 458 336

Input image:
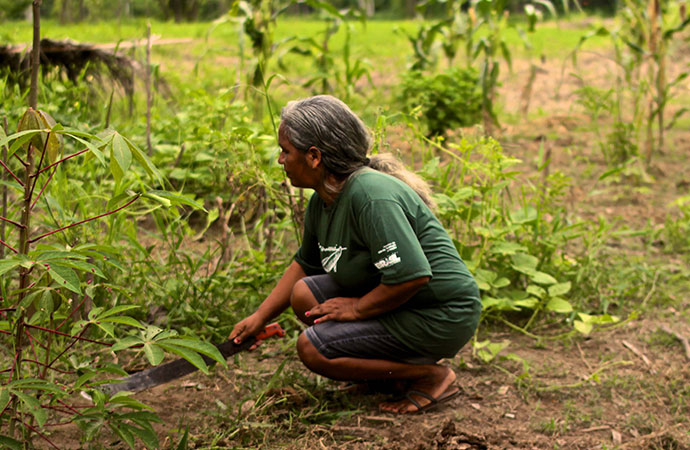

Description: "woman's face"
278 125 321 189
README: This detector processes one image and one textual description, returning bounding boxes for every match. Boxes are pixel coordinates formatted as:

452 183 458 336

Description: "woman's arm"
306 276 430 323
229 260 307 343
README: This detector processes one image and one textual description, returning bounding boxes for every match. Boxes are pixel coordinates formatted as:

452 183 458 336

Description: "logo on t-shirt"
319 243 347 273
374 241 401 269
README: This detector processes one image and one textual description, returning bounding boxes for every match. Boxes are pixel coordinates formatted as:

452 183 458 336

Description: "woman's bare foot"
378 366 458 414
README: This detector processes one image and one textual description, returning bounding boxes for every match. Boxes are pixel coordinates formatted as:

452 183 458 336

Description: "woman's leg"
297 333 456 413
290 278 318 325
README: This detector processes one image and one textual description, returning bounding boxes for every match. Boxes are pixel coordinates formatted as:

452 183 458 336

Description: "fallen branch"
660 325 690 361
621 340 655 373
619 423 685 449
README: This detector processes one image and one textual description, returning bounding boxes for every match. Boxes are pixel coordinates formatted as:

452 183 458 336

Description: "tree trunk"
405 0 417 18
59 0 71 24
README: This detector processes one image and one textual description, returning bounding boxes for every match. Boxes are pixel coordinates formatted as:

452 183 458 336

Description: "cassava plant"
0 110 227 449
0 5 226 448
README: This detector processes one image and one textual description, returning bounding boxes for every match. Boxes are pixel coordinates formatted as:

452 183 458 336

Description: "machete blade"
98 323 285 395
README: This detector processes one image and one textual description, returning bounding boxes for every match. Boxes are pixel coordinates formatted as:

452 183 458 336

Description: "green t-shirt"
294 168 481 360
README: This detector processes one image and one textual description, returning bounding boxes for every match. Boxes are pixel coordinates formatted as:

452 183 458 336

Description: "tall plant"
0 4 225 448
572 0 690 167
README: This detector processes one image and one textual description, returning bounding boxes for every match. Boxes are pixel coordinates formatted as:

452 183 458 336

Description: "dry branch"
660 324 690 361
0 38 136 96
621 340 655 373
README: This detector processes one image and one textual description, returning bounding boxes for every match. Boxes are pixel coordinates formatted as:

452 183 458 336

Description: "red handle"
255 322 286 341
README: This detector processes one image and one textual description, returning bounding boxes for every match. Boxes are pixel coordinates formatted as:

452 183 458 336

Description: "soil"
33 27 690 450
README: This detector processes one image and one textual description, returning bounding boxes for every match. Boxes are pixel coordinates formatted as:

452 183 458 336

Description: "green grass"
3 16 610 61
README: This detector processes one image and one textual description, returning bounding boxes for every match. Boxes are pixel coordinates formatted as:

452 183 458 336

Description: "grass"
3 15 610 60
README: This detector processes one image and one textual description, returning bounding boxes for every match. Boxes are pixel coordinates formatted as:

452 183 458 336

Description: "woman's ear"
306 146 322 169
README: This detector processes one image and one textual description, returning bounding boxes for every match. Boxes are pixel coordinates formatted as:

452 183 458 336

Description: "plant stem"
29 194 140 243
1 116 7 260
146 22 153 156
0 159 25 187
29 0 42 109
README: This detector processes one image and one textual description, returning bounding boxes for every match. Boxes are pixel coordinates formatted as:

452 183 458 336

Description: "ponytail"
368 153 436 210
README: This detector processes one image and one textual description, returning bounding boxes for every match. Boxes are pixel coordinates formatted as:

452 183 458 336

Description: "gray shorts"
302 274 437 365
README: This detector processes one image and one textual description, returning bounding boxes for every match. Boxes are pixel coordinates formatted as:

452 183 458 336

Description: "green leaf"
526 285 546 299
101 316 144 329
157 344 210 375
147 190 205 211
513 297 539 309
125 136 163 186
37 290 54 315
574 320 592 335
109 423 136 449
529 270 558 285
61 131 106 166
0 435 22 450
48 263 82 294
159 338 225 366
493 277 510 288
75 371 100 390
129 424 159 450
548 282 571 297
0 259 22 277
490 241 527 255
110 132 130 183
0 387 10 411
175 428 189 450
143 343 165 366
109 392 154 411
510 207 537 224
511 253 539 271
14 391 47 427
546 297 573 313
95 305 140 320
112 336 143 352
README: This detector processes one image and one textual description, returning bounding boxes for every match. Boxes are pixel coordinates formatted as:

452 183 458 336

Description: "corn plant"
572 0 690 168
282 1 373 103
216 0 296 120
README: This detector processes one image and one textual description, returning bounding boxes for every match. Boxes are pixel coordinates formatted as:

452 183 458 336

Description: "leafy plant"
283 2 373 103
572 0 690 167
0 108 224 447
399 66 482 137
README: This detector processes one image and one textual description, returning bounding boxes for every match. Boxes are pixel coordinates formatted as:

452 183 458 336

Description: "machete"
97 323 286 395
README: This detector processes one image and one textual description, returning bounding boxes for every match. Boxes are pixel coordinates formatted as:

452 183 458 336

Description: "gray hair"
280 95 371 179
280 95 435 210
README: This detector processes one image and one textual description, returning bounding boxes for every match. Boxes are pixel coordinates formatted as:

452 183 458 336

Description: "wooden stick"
621 340 654 373
660 325 690 361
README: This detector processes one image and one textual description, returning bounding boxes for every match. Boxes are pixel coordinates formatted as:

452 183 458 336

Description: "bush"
399 67 482 137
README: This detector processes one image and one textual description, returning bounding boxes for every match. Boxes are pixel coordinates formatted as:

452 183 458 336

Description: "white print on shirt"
319 243 347 273
377 241 398 254
374 252 401 270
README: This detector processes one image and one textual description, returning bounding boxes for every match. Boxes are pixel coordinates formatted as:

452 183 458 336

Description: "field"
1 5 690 450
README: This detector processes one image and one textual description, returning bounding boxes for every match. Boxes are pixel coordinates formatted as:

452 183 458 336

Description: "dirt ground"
35 32 690 450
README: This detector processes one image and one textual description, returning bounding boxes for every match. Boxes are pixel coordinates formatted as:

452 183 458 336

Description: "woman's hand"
306 297 361 323
229 312 267 346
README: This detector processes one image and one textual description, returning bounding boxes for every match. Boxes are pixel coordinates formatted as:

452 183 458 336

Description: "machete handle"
255 322 286 341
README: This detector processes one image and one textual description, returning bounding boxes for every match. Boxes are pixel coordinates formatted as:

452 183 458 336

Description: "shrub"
399 67 482 138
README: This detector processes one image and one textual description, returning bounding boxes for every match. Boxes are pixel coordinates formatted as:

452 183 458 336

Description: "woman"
230 95 481 414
